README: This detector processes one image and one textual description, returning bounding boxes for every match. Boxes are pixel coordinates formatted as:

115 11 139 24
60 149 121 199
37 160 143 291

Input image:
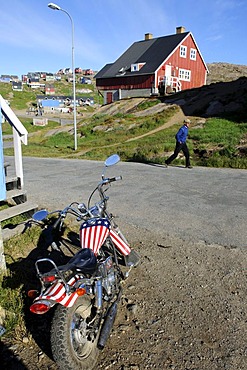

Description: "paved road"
6 156 247 249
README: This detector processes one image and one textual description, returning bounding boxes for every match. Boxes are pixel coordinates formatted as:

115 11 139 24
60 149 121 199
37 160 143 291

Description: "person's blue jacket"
176 124 188 143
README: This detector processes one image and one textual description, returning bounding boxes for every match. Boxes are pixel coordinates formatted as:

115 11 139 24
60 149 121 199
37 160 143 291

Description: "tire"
51 297 100 370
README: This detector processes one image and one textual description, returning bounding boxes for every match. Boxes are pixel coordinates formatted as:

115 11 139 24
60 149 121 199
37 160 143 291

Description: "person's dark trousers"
165 141 191 167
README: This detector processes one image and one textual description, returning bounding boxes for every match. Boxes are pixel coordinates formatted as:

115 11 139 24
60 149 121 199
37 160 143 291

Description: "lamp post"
48 2 77 150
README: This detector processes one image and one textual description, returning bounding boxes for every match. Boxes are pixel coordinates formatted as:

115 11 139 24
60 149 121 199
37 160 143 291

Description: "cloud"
206 34 223 42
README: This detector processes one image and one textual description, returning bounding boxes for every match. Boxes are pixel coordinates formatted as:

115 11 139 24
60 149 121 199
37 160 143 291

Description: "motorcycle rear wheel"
51 296 100 370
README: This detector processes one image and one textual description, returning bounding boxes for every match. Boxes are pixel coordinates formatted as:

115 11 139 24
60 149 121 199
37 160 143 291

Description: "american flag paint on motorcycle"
80 218 110 255
80 218 132 257
35 275 79 307
109 229 131 256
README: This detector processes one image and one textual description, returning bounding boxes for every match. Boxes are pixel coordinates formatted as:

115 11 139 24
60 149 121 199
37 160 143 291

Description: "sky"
0 0 246 78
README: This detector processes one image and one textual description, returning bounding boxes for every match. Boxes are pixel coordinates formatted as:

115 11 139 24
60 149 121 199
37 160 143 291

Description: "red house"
95 27 208 104
45 84 55 95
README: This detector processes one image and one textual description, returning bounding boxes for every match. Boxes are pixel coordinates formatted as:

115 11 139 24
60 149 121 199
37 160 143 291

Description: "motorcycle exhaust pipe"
98 291 122 349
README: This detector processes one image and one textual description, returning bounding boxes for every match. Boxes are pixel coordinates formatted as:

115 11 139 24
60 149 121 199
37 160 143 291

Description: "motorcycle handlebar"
109 175 122 183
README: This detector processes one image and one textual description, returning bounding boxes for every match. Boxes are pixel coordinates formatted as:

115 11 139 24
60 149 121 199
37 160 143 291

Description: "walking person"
165 119 192 168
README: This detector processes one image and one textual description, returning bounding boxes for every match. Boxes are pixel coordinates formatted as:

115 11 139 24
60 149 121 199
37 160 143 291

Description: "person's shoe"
186 165 193 169
164 161 169 167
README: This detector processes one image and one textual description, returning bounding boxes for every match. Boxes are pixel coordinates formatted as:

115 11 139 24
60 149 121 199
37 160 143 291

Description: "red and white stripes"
36 276 79 307
80 218 132 257
109 229 131 256
80 219 110 255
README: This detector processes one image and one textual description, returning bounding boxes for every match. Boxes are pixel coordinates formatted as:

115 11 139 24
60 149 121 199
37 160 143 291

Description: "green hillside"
1 74 247 169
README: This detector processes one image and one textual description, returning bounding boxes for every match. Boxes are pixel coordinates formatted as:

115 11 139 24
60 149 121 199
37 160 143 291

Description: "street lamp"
48 2 77 150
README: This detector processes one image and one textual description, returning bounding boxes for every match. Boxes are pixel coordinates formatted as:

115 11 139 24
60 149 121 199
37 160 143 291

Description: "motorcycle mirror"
32 209 48 221
105 154 120 167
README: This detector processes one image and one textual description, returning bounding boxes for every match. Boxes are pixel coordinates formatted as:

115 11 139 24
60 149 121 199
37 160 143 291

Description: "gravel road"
8 155 247 249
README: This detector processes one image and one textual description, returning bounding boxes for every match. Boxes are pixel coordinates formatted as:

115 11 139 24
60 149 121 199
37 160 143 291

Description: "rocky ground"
206 62 247 85
1 223 247 370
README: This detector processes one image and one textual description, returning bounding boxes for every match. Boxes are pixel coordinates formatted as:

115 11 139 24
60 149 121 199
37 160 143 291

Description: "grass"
190 118 247 168
0 214 77 338
0 224 40 338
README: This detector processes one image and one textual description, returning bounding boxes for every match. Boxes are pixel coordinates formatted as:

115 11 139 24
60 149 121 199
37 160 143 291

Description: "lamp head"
48 3 61 10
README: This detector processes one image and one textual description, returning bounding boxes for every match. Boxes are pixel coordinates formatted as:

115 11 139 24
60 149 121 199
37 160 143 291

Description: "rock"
0 306 6 325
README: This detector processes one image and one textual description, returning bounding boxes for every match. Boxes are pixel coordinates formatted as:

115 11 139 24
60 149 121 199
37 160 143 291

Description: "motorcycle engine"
98 257 117 297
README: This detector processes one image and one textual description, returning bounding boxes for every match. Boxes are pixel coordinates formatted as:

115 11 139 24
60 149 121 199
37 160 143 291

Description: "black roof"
95 32 190 79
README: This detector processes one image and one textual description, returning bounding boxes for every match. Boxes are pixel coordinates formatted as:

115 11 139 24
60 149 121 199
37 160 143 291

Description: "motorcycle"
28 154 140 370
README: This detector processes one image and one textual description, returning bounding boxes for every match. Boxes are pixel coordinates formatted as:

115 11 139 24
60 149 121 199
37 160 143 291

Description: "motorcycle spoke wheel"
51 297 99 370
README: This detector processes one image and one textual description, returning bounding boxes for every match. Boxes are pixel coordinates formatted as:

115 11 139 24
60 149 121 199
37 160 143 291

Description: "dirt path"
126 108 185 142
67 106 185 157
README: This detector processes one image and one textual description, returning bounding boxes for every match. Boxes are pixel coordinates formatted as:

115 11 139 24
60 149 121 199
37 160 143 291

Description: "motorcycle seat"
59 248 97 275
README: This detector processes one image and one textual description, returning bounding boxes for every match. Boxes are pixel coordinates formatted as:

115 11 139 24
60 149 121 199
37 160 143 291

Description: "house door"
165 65 172 85
106 92 113 104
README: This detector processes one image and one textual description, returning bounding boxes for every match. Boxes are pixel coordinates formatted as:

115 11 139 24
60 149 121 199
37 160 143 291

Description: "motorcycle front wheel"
51 296 100 370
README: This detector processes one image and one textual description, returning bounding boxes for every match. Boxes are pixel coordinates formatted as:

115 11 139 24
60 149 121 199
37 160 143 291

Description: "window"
190 48 197 60
131 62 146 72
179 69 191 81
180 45 187 58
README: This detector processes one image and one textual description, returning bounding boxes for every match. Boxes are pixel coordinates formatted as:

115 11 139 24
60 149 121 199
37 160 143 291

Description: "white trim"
190 48 197 60
0 94 28 190
179 68 191 81
0 95 28 145
180 45 187 58
13 128 24 188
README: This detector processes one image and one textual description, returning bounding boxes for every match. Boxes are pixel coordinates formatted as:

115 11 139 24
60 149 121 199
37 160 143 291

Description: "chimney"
176 26 186 34
145 33 153 40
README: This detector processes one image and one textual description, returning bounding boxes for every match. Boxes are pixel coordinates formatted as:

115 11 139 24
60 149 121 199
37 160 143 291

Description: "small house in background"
46 73 55 82
22 75 28 83
27 72 40 80
45 84 55 95
81 77 92 84
11 75 19 82
12 81 23 91
0 75 11 83
40 72 47 79
33 117 48 126
84 69 94 75
55 74 61 81
95 27 208 104
0 75 19 83
75 67 83 74
64 68 72 74
27 78 45 89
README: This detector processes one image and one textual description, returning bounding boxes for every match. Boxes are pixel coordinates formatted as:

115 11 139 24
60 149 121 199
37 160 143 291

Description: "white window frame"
131 64 138 72
180 45 187 58
179 68 191 81
131 62 146 72
190 48 197 60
